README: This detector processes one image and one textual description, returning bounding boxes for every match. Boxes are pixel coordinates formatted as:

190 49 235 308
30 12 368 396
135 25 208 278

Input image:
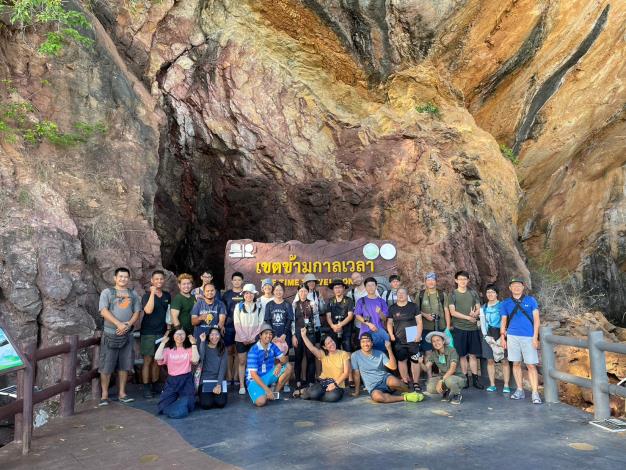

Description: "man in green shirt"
171 273 196 335
425 331 466 404
447 270 484 389
417 272 449 382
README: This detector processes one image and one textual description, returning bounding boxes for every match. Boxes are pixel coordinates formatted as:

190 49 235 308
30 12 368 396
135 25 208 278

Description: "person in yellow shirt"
298 328 350 402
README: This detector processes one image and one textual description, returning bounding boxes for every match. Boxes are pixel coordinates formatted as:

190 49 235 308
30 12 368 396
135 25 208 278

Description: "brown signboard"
224 239 398 299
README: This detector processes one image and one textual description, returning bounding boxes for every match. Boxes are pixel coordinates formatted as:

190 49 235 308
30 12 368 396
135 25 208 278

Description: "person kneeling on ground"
198 327 228 409
425 331 466 405
155 328 199 418
246 323 293 407
298 328 350 402
351 333 424 403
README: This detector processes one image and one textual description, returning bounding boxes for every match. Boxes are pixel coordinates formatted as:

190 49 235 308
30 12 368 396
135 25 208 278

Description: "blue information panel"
0 325 25 374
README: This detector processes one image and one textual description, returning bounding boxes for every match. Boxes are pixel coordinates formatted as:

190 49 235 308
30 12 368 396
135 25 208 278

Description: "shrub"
499 143 519 165
0 0 93 55
415 101 441 119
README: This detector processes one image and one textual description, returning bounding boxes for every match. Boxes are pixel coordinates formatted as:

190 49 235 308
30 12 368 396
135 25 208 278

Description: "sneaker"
441 390 450 402
238 387 246 396
472 374 484 390
532 392 543 405
510 389 526 400
450 393 463 405
403 391 425 403
503 386 511 394
486 385 497 393
413 382 422 393
284 385 291 393
143 384 153 399
98 399 110 407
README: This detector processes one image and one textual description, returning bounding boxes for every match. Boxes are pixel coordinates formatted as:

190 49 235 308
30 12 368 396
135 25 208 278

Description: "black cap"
360 332 373 341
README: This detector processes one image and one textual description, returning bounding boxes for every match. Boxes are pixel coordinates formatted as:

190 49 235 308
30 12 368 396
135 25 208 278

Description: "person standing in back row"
500 278 542 404
381 274 412 306
418 272 449 382
264 283 294 391
222 272 245 387
347 271 368 351
140 270 171 398
171 273 196 335
98 267 141 406
192 270 222 304
447 271 484 390
354 277 389 352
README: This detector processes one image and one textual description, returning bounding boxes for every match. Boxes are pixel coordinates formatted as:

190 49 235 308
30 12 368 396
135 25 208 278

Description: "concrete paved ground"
1 384 625 470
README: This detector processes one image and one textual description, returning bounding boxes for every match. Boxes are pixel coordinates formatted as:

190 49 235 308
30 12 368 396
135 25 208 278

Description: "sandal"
413 382 422 392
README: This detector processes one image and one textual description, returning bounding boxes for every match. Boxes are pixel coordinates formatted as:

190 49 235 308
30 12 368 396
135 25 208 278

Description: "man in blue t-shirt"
191 283 226 343
246 323 292 407
500 278 542 404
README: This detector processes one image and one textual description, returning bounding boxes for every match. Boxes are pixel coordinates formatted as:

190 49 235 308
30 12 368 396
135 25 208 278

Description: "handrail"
540 326 626 419
0 332 101 455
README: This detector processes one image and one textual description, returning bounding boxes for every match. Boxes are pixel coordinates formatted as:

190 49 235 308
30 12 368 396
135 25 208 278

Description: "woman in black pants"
292 286 320 396
300 329 350 402
198 326 228 409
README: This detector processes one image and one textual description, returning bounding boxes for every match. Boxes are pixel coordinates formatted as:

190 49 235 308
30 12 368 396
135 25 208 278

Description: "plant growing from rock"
415 101 441 119
0 0 93 55
499 143 519 165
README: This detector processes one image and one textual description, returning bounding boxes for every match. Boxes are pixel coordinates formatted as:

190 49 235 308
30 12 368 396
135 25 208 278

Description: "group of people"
96 266 542 418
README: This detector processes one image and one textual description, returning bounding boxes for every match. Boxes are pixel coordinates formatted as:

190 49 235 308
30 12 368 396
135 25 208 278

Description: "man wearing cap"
246 323 292 407
500 278 542 404
234 284 265 395
381 274 412 306
425 331 466 405
417 272 449 382
351 333 423 403
325 278 355 352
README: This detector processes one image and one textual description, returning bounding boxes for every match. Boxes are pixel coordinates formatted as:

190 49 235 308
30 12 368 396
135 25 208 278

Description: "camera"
304 317 315 337
333 314 344 338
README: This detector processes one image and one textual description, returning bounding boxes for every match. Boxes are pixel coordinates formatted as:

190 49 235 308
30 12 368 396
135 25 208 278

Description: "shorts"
369 373 392 395
420 329 434 352
507 335 538 364
247 364 288 403
451 328 482 357
481 326 506 361
236 341 254 354
394 342 421 362
99 333 134 374
140 334 160 357
224 328 236 347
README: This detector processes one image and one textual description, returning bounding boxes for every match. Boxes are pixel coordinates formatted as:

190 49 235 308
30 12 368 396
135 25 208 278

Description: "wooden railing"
0 334 101 455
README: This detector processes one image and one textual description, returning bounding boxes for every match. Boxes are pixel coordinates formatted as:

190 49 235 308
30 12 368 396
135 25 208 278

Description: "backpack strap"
385 290 392 304
506 298 533 330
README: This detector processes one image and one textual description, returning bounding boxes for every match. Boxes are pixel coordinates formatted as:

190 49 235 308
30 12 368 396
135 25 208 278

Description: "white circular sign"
363 243 380 260
379 243 397 260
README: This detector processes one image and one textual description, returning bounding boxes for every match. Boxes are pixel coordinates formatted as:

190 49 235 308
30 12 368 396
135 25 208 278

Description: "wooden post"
91 340 101 400
60 336 78 417
21 342 36 456
14 368 24 443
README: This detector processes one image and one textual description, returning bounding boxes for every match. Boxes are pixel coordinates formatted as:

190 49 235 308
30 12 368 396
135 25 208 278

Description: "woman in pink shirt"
155 328 199 418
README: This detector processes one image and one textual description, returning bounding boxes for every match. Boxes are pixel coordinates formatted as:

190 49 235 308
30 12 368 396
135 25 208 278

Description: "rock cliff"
0 0 624 409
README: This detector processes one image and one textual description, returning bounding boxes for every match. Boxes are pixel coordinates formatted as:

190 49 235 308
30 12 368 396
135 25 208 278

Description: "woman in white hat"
424 331 467 405
233 283 264 395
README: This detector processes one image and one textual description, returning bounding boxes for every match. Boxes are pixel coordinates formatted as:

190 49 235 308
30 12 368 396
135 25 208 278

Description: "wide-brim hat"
328 278 347 289
303 273 319 283
242 283 258 295
425 331 450 345
259 323 274 335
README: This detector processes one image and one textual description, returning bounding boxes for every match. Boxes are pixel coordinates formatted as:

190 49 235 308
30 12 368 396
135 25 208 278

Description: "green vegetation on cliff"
0 0 93 55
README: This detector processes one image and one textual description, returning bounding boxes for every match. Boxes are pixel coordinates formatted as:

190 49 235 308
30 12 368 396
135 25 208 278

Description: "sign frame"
0 316 29 376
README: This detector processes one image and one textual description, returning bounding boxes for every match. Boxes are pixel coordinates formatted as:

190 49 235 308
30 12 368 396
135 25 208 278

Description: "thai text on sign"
225 239 398 296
